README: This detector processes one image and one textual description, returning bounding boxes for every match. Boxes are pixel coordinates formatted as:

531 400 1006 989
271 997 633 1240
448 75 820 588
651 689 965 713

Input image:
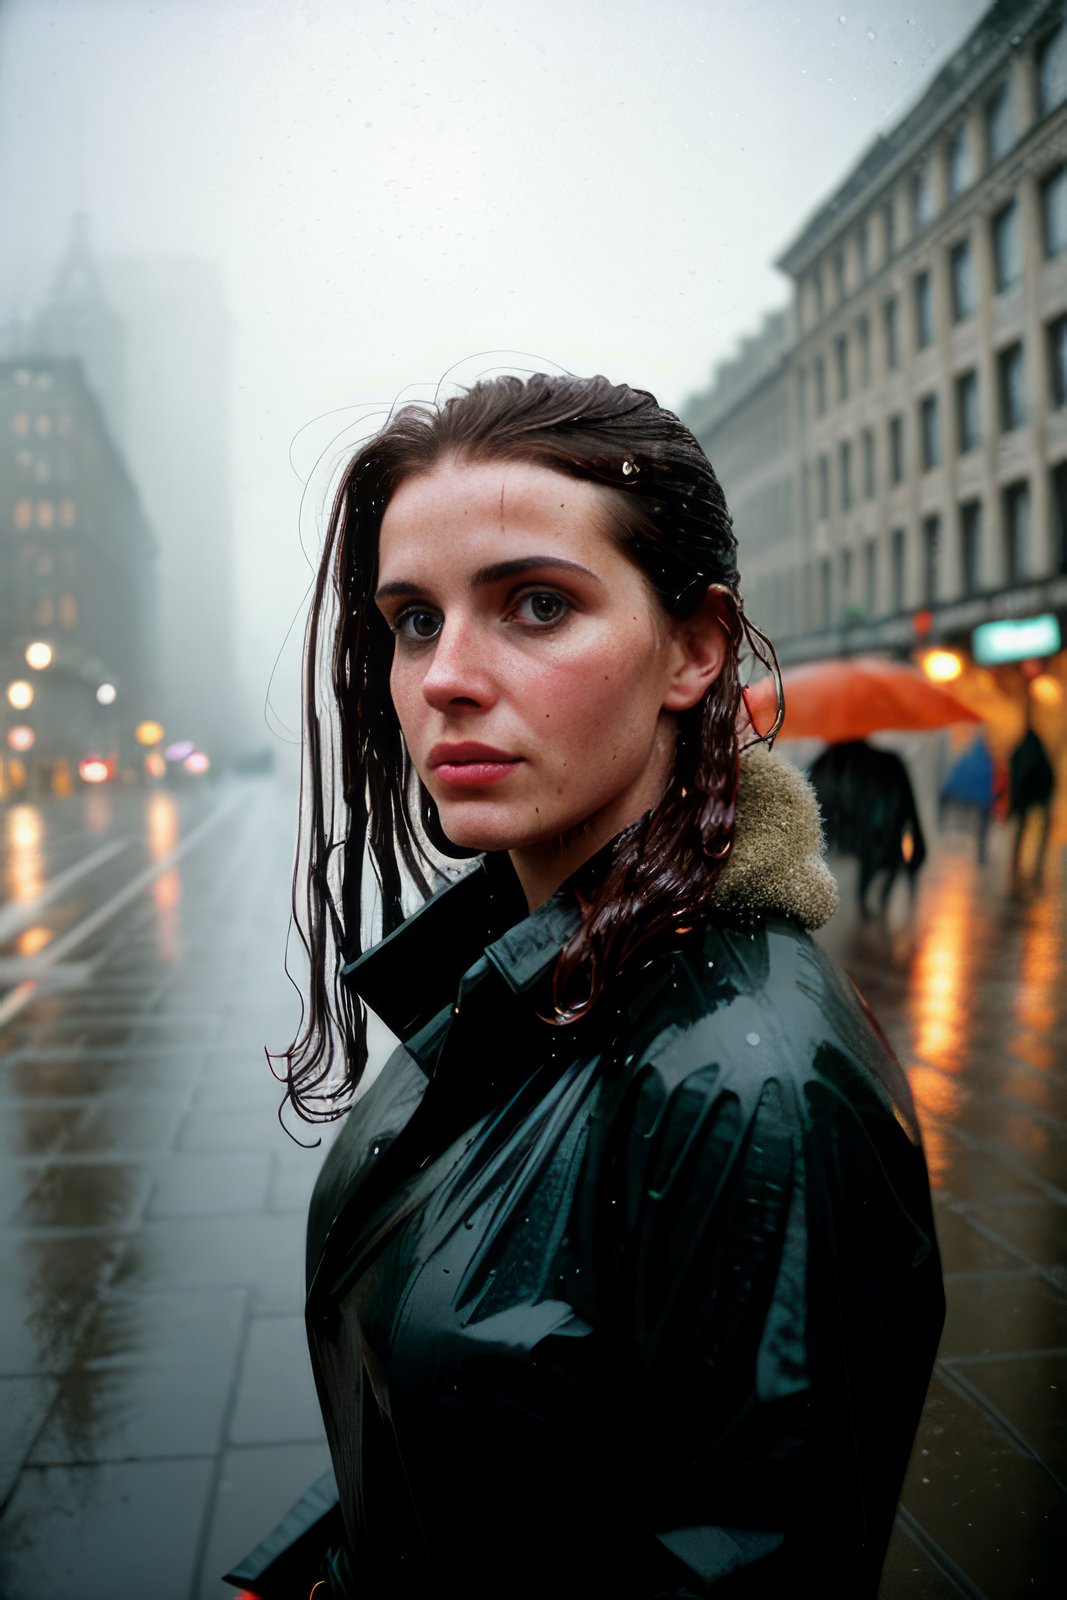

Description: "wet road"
0 774 1063 1598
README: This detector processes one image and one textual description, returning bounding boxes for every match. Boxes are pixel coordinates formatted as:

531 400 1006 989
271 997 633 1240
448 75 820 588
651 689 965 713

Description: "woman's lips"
429 744 522 787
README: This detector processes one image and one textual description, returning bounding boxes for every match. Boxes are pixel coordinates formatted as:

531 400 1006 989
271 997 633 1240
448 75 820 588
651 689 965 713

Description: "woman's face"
376 456 714 907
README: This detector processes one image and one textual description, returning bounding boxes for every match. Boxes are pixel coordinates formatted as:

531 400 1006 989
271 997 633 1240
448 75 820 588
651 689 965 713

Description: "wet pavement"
0 772 1064 1599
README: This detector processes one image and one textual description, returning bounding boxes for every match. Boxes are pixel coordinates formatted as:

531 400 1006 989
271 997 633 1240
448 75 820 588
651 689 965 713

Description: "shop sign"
972 613 1062 665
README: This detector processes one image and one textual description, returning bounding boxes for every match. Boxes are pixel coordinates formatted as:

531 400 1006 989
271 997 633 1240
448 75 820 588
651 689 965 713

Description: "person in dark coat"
227 373 944 1599
1008 719 1056 886
808 737 927 917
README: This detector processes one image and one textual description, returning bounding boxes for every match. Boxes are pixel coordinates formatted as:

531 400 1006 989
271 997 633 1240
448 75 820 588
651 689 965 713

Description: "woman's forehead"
378 457 616 566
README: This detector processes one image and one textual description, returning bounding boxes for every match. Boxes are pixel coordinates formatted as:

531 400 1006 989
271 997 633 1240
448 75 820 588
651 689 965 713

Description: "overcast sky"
0 0 987 745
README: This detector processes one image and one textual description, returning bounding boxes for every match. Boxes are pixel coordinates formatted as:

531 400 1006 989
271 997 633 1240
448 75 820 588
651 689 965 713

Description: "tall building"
24 220 238 763
0 357 157 793
681 310 799 645
684 0 1067 763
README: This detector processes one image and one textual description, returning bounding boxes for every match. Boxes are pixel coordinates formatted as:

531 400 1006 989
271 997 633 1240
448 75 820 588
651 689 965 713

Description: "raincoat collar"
340 744 839 1047
340 849 584 1046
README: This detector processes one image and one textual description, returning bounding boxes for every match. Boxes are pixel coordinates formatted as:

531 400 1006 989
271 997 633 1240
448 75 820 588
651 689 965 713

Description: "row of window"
806 21 1066 321
11 499 78 531
805 167 1066 416
812 315 1067 517
813 460 1067 630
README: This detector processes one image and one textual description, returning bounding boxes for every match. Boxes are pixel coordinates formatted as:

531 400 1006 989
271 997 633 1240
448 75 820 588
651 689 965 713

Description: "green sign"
971 613 1062 665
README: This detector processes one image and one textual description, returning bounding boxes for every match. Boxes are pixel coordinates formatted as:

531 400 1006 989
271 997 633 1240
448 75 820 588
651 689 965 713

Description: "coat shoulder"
613 914 917 1141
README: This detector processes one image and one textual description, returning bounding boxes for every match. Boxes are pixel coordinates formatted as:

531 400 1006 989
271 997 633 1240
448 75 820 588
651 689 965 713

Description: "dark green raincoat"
226 749 944 1598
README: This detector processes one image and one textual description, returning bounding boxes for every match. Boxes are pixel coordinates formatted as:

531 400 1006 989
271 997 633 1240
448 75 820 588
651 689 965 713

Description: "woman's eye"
515 592 569 625
394 608 441 641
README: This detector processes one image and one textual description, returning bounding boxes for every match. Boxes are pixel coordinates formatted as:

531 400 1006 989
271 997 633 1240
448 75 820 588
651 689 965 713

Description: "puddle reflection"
3 804 44 903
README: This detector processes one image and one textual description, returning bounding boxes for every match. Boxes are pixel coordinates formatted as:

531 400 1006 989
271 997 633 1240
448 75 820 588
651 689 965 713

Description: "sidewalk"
818 819 1066 1598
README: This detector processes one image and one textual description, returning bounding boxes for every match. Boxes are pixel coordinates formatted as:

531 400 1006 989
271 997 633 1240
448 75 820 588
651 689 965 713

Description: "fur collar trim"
716 746 838 930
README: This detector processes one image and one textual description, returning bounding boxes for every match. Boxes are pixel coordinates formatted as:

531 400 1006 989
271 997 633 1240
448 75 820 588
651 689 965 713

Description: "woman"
227 373 944 1599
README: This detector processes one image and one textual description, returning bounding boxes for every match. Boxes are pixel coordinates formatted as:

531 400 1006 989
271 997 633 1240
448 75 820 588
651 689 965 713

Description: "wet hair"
274 372 778 1123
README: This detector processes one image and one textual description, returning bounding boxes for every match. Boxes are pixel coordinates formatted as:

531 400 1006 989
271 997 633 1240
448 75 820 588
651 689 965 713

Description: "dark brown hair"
274 372 777 1123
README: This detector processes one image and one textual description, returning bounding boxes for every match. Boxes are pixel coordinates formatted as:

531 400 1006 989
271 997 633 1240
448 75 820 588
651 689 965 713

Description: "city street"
0 769 1063 1599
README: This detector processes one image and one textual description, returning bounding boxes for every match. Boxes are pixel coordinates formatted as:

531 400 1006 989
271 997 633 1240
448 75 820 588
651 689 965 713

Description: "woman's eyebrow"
375 555 601 602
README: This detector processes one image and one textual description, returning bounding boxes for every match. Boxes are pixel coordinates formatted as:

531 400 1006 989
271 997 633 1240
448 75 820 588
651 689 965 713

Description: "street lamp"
135 720 165 746
25 642 54 670
96 682 117 706
6 680 34 710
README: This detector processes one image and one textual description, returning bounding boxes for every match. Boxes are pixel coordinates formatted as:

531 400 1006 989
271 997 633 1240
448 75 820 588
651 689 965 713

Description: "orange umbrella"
745 656 984 743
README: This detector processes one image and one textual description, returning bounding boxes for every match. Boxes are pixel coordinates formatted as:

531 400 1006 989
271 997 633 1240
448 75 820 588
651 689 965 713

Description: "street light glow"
135 720 165 745
6 726 35 752
920 650 963 684
96 683 117 706
184 751 210 775
79 758 110 784
145 751 167 778
7 680 34 710
25 641 54 670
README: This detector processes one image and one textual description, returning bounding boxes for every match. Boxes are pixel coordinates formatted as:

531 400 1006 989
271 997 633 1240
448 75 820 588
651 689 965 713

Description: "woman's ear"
662 588 732 712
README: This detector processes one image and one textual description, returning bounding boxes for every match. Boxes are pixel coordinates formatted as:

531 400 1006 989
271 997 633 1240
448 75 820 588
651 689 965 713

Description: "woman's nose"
420 617 497 711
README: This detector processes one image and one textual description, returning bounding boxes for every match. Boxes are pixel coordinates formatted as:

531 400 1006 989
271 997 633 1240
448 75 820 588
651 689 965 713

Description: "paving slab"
0 1457 215 1600
30 1286 247 1464
228 1314 325 1446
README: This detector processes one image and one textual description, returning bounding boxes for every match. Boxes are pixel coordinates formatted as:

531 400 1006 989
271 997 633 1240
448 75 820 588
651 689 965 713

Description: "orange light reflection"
906 1065 961 1188
16 925 52 956
3 804 44 902
146 791 179 861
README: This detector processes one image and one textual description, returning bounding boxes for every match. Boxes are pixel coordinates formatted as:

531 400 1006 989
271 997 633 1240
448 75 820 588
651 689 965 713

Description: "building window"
922 515 941 603
58 499 77 528
1003 481 1030 583
998 342 1027 431
856 219 869 280
1041 164 1067 256
812 271 824 321
991 200 1021 291
863 538 877 614
820 556 832 628
833 249 846 303
889 414 905 484
835 334 849 401
14 498 33 529
1049 314 1067 408
890 527 907 610
960 500 983 595
882 198 896 260
36 500 55 529
912 165 934 230
949 238 975 321
985 80 1013 165
1052 461 1067 573
956 369 980 453
946 123 971 198
862 427 875 498
920 394 941 470
814 356 826 416
818 455 830 518
59 594 78 628
12 412 29 436
840 439 853 510
914 270 934 349
856 314 871 385
1037 23 1067 116
840 545 853 604
883 296 899 369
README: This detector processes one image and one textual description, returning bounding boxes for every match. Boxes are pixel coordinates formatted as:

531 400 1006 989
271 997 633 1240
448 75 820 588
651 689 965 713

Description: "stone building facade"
685 0 1067 674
